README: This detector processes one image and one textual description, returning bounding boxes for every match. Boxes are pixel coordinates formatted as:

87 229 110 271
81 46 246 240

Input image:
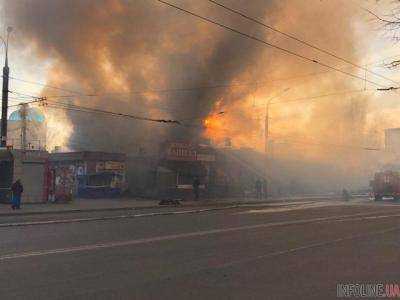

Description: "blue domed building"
9 107 45 123
7 106 46 150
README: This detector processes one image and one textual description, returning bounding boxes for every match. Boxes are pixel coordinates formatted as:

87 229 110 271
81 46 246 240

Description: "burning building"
156 141 215 199
3 0 384 193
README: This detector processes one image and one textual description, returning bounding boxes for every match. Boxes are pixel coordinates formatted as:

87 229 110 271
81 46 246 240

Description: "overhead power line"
8 76 83 96
377 86 399 91
33 88 372 128
8 97 47 108
10 72 334 99
155 0 390 89
8 53 397 101
40 100 182 125
270 88 375 105
6 93 183 125
42 99 223 125
7 97 33 104
206 0 400 87
9 87 375 123
9 90 43 100
4 73 320 100
178 110 225 122
8 89 200 116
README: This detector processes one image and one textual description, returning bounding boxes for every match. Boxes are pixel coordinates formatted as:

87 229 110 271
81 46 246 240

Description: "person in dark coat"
342 188 350 201
11 179 23 210
193 177 200 201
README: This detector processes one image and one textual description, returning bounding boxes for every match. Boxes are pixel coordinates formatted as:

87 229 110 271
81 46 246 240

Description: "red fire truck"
370 171 400 201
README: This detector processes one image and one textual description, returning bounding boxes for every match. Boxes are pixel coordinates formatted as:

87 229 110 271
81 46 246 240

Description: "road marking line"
1 212 400 261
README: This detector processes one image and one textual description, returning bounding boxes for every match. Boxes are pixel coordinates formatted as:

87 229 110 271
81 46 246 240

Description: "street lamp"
263 87 290 199
1 26 13 147
264 87 290 154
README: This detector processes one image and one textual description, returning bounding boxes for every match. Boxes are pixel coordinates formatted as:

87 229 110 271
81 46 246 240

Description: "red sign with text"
165 142 196 161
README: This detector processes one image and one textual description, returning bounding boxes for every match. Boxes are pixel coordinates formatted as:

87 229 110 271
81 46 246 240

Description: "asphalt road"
1 198 400 299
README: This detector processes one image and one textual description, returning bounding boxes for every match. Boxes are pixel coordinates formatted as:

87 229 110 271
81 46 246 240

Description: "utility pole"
264 87 290 155
263 88 290 199
20 103 27 150
264 101 271 200
0 26 13 147
264 101 270 154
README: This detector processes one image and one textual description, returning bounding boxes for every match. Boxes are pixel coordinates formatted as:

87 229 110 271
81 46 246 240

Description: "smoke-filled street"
3 0 400 299
1 198 400 299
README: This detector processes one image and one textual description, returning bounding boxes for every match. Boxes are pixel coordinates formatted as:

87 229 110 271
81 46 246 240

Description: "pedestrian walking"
193 176 200 201
11 179 23 210
342 188 350 201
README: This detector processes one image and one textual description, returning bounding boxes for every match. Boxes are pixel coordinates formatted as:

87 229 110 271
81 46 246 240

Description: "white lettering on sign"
166 143 196 161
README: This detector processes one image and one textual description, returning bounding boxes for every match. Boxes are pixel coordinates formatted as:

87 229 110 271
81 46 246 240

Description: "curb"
0 202 252 218
0 205 154 217
0 202 386 228
0 205 245 227
0 196 347 218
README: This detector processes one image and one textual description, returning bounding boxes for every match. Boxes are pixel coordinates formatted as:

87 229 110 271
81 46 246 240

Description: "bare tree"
365 2 400 69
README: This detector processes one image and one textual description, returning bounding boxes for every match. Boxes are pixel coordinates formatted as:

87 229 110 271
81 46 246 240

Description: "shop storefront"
49 151 127 200
157 141 216 199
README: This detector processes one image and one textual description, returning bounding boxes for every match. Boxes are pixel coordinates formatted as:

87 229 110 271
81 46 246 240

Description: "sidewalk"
0 195 341 217
0 198 174 216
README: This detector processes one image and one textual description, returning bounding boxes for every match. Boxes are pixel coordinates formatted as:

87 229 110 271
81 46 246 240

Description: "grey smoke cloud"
3 0 368 164
3 0 274 152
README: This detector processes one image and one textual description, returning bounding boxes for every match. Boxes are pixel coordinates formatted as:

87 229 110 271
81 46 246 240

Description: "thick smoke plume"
4 0 275 151
3 0 378 190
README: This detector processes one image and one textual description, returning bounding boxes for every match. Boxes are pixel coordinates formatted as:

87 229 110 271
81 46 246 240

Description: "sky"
2 0 400 155
1 1 399 107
